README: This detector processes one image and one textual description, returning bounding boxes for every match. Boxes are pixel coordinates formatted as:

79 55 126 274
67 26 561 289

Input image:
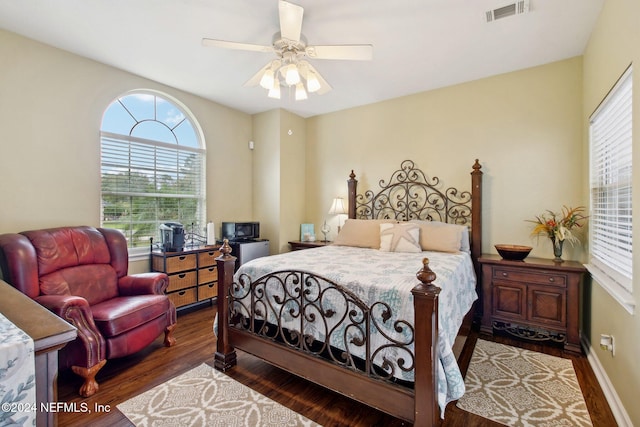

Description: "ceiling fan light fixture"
295 82 307 100
306 70 321 93
268 79 281 99
259 67 275 89
285 63 301 85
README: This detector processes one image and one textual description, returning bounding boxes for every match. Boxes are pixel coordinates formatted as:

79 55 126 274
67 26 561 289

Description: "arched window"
100 91 205 254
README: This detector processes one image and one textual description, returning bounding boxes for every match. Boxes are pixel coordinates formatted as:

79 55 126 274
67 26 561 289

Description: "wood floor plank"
56 303 617 426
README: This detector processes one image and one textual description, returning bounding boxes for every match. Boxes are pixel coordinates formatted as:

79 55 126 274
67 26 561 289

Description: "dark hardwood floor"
57 303 617 426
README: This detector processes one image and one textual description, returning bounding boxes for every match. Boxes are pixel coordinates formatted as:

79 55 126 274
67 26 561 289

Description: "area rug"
117 363 321 426
456 339 592 427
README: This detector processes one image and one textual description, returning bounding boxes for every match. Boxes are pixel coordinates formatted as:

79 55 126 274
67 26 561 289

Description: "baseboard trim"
581 335 633 427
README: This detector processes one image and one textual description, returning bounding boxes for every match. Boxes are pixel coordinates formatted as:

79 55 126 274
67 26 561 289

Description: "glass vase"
551 237 564 262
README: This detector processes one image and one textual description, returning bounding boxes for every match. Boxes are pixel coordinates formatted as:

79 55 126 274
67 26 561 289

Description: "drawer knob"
549 277 555 282
502 272 508 277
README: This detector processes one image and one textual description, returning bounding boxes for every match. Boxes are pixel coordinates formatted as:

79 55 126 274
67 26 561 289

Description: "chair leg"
164 324 177 347
72 359 107 397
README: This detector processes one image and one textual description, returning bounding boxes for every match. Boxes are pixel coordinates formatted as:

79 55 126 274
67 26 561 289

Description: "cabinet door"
528 285 566 328
492 280 527 321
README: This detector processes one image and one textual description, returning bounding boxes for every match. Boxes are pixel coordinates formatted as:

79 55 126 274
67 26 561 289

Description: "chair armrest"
36 294 92 318
35 294 106 368
118 272 169 296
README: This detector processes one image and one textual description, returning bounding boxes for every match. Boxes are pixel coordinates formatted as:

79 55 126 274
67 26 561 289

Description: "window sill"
129 249 151 263
585 263 635 315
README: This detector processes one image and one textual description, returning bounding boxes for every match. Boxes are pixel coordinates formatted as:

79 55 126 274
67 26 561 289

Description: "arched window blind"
100 91 205 254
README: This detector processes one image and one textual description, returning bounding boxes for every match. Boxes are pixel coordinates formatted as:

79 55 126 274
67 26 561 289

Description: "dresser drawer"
198 283 218 301
168 288 197 308
164 254 197 273
198 250 221 267
493 268 566 287
198 266 218 285
167 271 197 292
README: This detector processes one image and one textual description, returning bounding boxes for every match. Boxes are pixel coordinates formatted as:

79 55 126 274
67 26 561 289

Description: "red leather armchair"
0 226 177 397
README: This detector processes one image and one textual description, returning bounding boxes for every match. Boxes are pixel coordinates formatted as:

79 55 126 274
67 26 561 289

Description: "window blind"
101 132 205 249
589 66 633 294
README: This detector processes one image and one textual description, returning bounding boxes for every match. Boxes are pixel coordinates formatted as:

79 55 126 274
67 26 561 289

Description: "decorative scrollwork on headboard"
353 160 472 225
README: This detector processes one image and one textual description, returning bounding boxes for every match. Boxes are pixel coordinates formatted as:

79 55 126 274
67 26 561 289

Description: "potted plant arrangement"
528 206 588 262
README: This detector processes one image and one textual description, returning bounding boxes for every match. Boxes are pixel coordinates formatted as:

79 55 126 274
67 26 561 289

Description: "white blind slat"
589 66 633 292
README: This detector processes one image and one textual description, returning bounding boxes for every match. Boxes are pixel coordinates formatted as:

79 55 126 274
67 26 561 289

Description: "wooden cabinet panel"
528 285 566 326
492 281 526 320
480 255 585 354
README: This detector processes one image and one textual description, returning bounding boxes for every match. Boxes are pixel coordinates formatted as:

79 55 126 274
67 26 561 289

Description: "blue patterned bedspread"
234 245 477 414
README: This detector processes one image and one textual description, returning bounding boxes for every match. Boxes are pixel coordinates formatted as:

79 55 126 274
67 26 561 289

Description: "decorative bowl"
495 244 532 261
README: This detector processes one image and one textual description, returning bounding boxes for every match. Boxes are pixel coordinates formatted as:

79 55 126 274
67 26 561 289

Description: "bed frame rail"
215 245 440 425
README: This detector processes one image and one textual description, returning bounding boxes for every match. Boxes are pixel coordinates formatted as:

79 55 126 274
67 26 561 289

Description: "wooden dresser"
479 254 586 353
151 245 221 309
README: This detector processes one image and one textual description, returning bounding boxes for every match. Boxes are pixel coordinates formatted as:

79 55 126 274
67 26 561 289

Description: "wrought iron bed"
214 159 483 426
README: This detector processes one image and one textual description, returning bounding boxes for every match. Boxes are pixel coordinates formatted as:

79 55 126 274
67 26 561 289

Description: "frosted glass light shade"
306 71 321 93
260 68 275 89
285 64 301 85
267 79 281 99
295 83 307 100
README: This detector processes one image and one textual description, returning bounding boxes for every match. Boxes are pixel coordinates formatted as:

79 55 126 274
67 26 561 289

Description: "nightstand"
479 254 586 354
288 240 332 251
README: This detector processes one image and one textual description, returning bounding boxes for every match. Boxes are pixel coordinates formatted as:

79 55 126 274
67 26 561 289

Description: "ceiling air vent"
486 0 530 22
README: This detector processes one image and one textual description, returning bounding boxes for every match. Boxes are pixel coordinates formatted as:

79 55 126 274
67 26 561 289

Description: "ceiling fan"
202 0 373 100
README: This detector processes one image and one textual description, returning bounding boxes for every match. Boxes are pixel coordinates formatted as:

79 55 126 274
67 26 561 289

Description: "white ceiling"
0 0 604 118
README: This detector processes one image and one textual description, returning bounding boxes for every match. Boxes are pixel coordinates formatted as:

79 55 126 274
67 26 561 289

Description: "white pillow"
379 223 422 253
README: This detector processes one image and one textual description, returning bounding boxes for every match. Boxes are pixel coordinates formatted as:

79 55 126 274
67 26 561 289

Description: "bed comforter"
231 245 477 413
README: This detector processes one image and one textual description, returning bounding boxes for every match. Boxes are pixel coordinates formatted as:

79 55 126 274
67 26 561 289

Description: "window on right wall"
587 65 634 314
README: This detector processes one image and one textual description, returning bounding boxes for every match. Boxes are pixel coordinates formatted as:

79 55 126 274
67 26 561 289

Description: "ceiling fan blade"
202 38 273 53
243 61 280 87
279 0 304 42
299 61 332 94
305 44 373 61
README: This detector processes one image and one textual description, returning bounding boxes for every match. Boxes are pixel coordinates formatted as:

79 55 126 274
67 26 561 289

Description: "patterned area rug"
118 363 321 426
456 339 592 427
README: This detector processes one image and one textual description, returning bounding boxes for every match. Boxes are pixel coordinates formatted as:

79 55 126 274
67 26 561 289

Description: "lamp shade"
328 197 347 215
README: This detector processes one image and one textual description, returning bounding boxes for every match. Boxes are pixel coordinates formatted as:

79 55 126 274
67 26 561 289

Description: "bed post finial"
219 238 232 257
416 258 436 286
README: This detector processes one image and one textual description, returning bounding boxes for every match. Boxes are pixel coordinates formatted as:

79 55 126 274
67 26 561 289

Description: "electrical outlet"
599 334 615 356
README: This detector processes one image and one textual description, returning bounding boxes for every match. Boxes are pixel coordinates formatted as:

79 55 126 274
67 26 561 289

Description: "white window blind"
101 132 205 251
100 92 206 254
588 65 633 311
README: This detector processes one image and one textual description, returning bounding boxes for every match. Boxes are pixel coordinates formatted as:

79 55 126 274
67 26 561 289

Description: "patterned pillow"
379 223 421 253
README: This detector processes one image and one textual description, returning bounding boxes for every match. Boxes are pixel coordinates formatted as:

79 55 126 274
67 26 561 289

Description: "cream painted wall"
278 111 306 252
0 30 254 273
251 109 306 253
582 0 639 425
306 57 585 263
252 110 281 252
